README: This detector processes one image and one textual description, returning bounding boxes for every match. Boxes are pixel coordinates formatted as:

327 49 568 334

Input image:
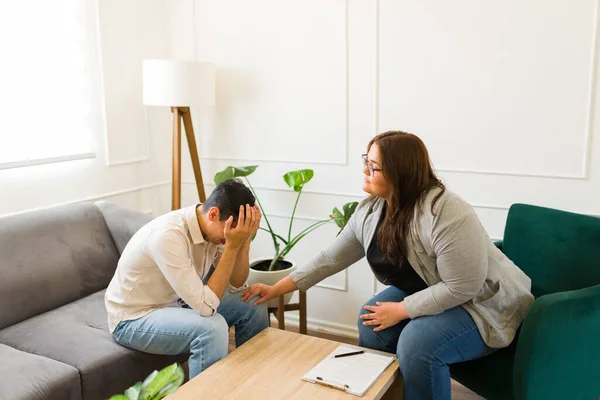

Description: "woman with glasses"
241 131 533 400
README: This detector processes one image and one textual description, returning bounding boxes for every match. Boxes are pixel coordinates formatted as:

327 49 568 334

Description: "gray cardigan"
290 189 534 348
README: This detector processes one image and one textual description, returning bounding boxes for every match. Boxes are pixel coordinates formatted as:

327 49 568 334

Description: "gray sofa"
0 201 185 400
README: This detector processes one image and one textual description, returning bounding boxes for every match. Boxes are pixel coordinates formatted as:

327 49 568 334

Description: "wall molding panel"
98 0 164 168
374 0 598 180
105 107 151 167
194 0 350 165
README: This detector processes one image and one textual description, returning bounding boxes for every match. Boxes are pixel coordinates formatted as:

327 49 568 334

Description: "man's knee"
243 295 269 324
210 313 230 341
191 314 229 355
255 300 268 322
244 298 269 333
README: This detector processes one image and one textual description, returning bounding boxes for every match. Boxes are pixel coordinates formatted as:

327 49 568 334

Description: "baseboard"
269 314 359 340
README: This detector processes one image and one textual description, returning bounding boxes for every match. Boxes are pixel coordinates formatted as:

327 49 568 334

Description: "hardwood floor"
228 324 485 400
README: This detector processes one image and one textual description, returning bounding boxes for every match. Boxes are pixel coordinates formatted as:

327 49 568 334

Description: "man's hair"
201 178 255 222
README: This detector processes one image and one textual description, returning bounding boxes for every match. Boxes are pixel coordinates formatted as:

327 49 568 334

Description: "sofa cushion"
0 203 120 330
502 203 600 297
0 290 186 400
95 201 153 255
0 343 81 400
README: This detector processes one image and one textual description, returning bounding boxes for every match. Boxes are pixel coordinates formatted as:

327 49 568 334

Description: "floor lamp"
142 59 216 210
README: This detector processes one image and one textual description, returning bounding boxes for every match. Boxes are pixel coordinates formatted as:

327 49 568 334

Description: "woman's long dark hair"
370 131 445 264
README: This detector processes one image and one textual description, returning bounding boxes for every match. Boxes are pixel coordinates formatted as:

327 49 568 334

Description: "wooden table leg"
381 371 403 400
299 290 307 334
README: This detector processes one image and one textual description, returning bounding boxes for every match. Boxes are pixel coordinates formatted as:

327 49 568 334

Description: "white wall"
166 0 600 338
0 0 172 217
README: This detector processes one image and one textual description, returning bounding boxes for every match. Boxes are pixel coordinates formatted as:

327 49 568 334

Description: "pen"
334 350 365 358
316 376 350 390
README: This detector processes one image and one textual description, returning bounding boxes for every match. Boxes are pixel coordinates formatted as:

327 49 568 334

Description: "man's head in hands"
197 178 256 246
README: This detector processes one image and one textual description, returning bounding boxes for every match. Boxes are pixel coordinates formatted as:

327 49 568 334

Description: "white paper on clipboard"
301 344 396 397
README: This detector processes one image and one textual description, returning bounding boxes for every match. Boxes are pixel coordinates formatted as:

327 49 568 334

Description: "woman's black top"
366 203 428 295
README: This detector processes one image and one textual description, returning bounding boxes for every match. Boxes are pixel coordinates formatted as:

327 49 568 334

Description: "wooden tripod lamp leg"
171 107 182 210
180 107 207 202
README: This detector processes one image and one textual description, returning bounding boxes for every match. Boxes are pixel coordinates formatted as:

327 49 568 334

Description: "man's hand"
242 203 262 247
241 283 276 306
360 301 408 332
229 204 260 288
224 204 260 250
250 203 262 238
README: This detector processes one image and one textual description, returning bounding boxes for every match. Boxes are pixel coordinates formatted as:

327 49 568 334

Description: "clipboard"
301 344 396 397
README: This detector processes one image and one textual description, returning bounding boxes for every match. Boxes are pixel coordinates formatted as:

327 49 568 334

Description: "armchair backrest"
502 203 600 298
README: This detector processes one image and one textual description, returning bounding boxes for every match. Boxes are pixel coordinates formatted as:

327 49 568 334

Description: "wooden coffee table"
168 328 402 400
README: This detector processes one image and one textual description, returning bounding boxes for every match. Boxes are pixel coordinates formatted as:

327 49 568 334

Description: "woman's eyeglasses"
361 154 382 177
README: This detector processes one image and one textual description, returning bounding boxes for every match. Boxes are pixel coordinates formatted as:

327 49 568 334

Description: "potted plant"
214 165 358 307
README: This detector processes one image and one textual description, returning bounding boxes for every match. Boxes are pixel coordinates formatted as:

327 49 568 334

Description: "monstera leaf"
343 202 358 220
214 165 258 184
283 169 314 192
330 201 359 232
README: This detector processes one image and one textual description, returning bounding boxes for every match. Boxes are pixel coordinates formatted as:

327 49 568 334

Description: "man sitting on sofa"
105 178 268 378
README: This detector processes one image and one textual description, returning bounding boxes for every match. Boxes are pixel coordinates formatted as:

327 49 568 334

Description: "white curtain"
0 0 102 168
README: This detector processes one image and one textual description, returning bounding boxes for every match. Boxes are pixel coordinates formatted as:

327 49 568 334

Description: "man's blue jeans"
358 286 497 400
112 290 268 378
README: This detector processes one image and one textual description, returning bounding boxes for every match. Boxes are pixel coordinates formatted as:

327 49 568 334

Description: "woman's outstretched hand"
241 283 275 306
360 301 408 332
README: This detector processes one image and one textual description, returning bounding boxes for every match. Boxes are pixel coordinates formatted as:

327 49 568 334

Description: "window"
0 0 102 169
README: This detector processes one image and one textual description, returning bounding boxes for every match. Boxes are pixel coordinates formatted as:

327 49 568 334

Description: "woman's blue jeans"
358 286 496 400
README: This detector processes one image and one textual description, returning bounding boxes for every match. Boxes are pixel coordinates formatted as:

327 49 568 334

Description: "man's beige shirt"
105 204 240 333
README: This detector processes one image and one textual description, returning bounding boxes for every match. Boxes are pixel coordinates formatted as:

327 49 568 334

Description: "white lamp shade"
142 59 215 106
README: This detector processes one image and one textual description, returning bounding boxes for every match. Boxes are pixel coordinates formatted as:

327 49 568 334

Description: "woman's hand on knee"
360 301 408 332
241 283 274 306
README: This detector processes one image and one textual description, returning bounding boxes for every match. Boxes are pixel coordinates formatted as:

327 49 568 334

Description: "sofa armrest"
493 239 503 251
513 283 600 400
95 201 153 255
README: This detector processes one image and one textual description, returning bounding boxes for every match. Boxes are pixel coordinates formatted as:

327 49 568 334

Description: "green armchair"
450 203 600 400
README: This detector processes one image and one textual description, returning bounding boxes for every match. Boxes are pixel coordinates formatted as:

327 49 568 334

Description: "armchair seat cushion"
0 344 81 400
0 290 186 400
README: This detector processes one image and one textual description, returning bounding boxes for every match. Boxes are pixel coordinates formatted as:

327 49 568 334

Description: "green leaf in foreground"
124 381 142 400
139 363 185 400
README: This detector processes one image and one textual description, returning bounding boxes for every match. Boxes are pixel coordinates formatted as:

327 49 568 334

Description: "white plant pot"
248 257 297 308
